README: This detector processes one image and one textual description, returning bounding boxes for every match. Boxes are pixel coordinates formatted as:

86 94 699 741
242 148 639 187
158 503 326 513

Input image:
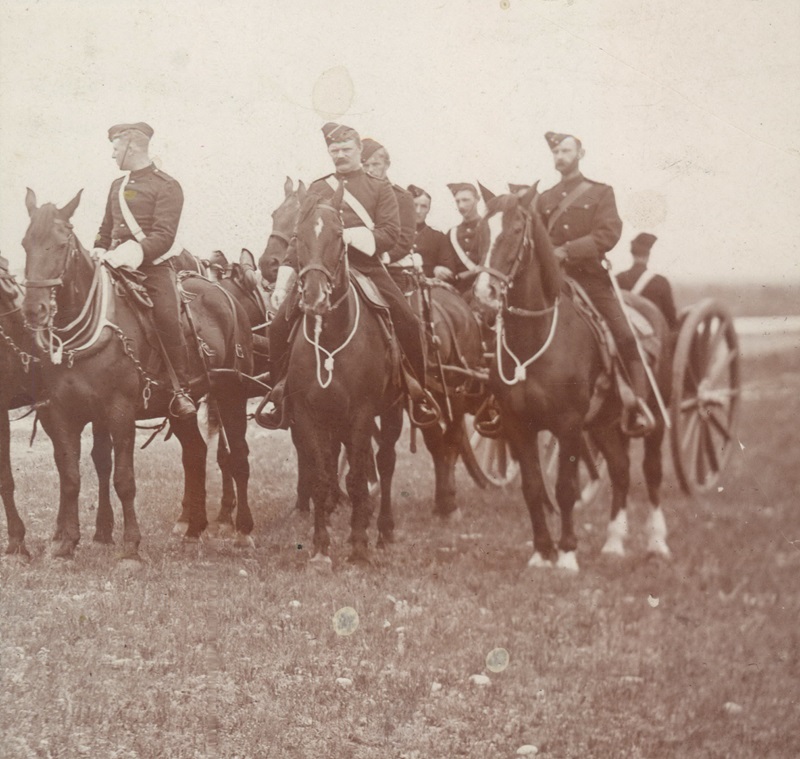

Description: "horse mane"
297 192 324 227
527 201 562 303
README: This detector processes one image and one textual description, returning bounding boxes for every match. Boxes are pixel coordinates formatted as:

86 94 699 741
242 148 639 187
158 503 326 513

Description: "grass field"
1 338 798 758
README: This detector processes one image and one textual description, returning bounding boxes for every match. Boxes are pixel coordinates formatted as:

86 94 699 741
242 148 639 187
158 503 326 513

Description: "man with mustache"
537 131 655 436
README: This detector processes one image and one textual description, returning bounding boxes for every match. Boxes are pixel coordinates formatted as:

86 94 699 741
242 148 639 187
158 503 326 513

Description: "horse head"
473 183 560 314
21 188 87 329
295 183 346 317
259 176 306 284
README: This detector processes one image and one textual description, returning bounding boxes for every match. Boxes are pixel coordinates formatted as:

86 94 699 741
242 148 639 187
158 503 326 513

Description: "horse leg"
345 413 374 564
292 427 312 513
513 433 557 567
213 430 237 534
422 418 460 520
0 409 28 557
643 423 670 557
91 423 114 544
169 419 209 541
42 415 83 559
217 395 253 547
592 425 632 557
376 405 404 547
554 429 582 571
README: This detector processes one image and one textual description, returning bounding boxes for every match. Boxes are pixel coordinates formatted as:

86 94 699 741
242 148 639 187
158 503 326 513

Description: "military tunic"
537 173 639 365
617 263 677 329
444 218 482 293
386 183 416 264
95 163 183 265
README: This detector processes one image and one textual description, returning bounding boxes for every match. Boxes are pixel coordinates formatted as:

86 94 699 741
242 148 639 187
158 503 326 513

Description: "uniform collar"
334 167 365 180
128 163 156 180
556 172 586 191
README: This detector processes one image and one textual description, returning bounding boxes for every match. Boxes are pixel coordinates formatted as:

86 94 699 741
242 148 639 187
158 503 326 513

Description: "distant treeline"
674 282 799 317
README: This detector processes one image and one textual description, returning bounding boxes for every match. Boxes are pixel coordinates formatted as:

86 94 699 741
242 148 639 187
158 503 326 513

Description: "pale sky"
1 0 798 284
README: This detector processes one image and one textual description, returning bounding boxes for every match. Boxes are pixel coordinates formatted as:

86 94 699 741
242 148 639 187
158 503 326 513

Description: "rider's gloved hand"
342 227 376 256
270 265 295 310
433 265 454 281
91 248 107 261
553 246 568 263
102 240 143 269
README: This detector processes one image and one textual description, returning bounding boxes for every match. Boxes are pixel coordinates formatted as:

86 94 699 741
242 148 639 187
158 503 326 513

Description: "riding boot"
163 341 196 420
255 356 289 430
623 360 656 438
402 360 441 429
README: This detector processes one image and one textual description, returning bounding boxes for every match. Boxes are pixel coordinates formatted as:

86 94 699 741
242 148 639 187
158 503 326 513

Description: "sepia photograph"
1 1 798 757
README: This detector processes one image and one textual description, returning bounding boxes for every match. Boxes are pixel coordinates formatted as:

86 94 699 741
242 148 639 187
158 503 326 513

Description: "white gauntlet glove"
103 240 143 269
270 265 296 310
342 227 376 256
92 248 107 261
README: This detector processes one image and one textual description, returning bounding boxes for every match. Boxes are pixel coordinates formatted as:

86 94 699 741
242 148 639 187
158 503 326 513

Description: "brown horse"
472 188 672 570
284 186 404 567
21 189 254 561
258 176 306 286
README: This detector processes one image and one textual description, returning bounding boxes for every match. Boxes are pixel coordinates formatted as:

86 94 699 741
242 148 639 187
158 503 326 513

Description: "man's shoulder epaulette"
392 183 411 197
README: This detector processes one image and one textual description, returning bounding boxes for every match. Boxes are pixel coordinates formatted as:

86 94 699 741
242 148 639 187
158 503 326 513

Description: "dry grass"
1 346 799 758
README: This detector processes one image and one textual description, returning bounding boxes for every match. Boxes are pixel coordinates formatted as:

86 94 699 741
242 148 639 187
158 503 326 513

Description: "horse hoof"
172 521 189 536
117 557 143 573
435 507 463 524
53 541 77 559
556 551 580 572
377 530 394 549
5 541 31 559
527 552 555 569
347 551 370 566
646 542 672 560
601 538 626 557
309 553 333 573
211 522 235 539
234 533 255 549
93 534 114 545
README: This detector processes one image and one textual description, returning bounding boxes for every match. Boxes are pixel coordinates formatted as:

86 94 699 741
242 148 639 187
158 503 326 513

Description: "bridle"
476 203 561 385
296 200 359 388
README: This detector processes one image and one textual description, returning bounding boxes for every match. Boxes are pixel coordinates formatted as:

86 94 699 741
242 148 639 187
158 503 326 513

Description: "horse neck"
56 239 96 326
505 244 555 344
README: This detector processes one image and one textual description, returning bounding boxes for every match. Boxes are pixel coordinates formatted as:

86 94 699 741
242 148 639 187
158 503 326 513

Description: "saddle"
109 266 153 309
564 276 662 422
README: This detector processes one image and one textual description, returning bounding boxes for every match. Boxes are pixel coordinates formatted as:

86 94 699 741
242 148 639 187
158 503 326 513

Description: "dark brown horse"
258 176 306 286
21 189 254 561
284 186 404 567
472 188 672 570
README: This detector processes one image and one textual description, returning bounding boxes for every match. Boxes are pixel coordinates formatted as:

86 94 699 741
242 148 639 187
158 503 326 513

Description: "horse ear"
519 181 540 213
297 181 307 204
25 188 38 217
58 189 83 220
478 182 496 204
240 247 256 270
284 176 293 197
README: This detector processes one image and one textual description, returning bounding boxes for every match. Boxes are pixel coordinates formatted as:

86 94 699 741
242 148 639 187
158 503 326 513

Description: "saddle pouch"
111 266 153 309
351 269 390 312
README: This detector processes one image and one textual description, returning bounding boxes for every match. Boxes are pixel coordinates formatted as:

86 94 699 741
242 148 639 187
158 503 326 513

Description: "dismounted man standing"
616 233 677 330
263 122 437 429
445 183 483 293
407 185 457 281
536 131 654 435
93 122 195 419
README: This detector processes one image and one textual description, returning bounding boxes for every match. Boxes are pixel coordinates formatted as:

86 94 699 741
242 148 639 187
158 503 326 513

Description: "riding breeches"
575 273 639 367
269 266 427 386
141 262 191 387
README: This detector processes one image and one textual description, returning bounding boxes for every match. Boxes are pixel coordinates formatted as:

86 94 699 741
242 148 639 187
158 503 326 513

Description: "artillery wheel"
670 298 741 494
460 414 520 488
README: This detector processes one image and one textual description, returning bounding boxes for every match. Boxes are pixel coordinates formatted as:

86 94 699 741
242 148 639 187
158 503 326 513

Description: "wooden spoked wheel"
460 414 520 488
538 431 608 511
670 298 741 495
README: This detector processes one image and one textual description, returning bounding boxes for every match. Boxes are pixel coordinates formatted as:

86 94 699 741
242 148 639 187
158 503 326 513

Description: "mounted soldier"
263 122 438 429
444 183 483 295
407 185 457 281
536 131 655 435
93 121 195 419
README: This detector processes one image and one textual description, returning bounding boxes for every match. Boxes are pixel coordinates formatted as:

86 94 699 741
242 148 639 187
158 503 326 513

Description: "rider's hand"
271 265 295 310
91 248 107 261
553 246 568 262
433 266 454 281
103 240 143 269
342 227 376 256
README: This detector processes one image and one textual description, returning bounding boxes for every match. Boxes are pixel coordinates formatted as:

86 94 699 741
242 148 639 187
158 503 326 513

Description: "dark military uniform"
385 184 416 264
413 223 456 278
445 218 482 293
537 172 640 367
274 168 426 384
95 162 191 387
617 263 677 330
